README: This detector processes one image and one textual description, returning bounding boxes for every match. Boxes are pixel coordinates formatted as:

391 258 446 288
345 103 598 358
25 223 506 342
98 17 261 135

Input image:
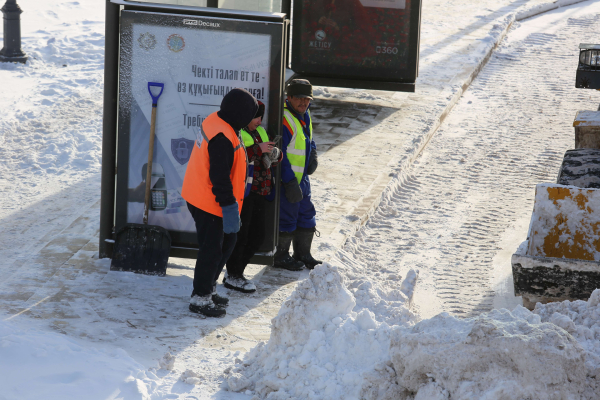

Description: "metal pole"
0 0 27 63
207 0 218 8
99 0 120 259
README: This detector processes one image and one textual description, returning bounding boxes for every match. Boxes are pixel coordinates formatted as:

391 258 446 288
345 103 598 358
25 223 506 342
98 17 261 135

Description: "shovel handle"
143 82 164 224
148 82 164 106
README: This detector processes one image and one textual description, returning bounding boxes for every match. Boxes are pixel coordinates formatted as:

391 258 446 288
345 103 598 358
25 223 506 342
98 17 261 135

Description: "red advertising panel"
291 0 420 89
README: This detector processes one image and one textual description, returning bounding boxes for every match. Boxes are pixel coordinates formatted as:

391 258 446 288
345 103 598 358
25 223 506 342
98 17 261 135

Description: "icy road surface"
340 3 599 319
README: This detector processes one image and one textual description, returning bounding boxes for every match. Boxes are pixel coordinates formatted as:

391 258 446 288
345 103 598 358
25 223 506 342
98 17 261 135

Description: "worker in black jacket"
182 88 258 317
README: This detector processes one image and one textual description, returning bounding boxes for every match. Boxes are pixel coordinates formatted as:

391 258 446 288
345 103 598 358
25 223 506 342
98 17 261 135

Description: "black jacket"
208 89 258 207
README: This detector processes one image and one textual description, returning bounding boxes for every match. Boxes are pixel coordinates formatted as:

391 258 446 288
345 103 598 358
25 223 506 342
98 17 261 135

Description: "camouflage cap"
286 79 313 99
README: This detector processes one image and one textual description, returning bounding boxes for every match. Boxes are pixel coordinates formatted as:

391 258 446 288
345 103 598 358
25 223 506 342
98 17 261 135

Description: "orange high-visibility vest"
182 112 247 217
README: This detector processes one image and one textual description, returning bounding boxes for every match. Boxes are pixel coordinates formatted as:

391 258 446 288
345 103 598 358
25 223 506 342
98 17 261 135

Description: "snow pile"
226 263 417 399
180 369 204 385
533 290 600 397
0 319 157 400
159 352 176 370
388 291 600 400
228 269 600 400
390 307 587 399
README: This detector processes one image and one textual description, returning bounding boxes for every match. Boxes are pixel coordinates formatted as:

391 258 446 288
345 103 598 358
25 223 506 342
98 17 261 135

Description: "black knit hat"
254 101 265 120
217 88 258 131
286 79 313 99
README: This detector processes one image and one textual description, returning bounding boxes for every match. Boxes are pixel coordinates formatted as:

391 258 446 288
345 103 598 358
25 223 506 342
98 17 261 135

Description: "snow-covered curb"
516 0 590 20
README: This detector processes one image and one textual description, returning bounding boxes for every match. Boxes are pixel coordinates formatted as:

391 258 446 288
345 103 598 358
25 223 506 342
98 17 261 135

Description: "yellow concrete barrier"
529 183 600 261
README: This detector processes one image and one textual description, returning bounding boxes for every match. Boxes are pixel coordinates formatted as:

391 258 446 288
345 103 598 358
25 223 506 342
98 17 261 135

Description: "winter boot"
224 274 257 293
211 292 229 307
189 294 226 317
273 231 305 271
292 227 323 270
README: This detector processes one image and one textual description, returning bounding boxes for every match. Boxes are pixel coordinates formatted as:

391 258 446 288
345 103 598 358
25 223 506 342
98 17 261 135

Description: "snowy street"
2 0 600 399
341 3 600 319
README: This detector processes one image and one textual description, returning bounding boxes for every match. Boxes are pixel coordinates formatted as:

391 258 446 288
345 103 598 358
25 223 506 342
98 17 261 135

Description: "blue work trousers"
279 176 316 232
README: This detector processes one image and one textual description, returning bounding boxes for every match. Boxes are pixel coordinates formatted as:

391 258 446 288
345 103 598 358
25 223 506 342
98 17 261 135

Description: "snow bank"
533 291 600 397
389 291 600 399
0 319 157 400
227 259 600 399
225 263 417 399
391 308 586 399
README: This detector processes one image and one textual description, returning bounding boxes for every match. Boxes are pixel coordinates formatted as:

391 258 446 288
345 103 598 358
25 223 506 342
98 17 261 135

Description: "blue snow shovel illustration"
111 82 172 276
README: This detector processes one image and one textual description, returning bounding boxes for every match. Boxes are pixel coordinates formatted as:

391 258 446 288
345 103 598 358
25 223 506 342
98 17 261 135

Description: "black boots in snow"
223 274 257 293
292 227 322 270
273 228 322 271
189 294 226 317
273 231 305 271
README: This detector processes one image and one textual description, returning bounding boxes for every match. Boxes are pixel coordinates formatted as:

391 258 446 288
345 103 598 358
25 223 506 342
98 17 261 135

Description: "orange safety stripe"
283 117 294 136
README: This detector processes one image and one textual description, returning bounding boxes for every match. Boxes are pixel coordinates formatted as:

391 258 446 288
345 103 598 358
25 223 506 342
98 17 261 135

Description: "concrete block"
573 110 600 148
512 183 600 309
557 148 600 188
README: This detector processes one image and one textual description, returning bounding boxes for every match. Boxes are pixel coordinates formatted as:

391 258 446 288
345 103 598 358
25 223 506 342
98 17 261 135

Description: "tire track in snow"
341 10 600 318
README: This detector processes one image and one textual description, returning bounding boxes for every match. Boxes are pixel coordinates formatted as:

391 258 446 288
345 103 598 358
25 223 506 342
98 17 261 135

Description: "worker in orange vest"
182 88 258 317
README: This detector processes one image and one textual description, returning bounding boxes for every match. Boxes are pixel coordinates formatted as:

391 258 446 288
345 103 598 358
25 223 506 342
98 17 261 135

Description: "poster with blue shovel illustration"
115 10 283 246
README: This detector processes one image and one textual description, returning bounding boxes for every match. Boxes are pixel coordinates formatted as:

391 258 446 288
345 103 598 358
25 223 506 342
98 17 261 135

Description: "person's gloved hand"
221 203 240 234
269 146 281 161
262 154 272 169
283 179 303 203
307 149 318 175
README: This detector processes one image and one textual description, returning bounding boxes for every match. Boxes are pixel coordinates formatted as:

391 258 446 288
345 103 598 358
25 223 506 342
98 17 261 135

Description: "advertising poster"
116 10 284 249
291 0 420 82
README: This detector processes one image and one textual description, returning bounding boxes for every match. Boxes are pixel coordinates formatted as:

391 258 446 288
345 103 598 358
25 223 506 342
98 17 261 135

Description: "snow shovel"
111 82 171 276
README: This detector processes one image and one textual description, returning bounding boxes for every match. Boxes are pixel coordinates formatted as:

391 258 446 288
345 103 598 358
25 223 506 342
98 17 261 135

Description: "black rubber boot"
189 294 226 317
292 227 323 270
212 293 229 306
273 231 305 271
223 274 257 293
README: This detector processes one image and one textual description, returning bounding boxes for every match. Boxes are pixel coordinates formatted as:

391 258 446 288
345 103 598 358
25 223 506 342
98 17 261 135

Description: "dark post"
0 0 27 63
280 0 291 18
99 0 120 259
207 0 218 8
280 0 291 68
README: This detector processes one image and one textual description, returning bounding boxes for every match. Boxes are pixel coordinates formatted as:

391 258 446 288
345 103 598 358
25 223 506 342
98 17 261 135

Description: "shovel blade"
110 223 171 276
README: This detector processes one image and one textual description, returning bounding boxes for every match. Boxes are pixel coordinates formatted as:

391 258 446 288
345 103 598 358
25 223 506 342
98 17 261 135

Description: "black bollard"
0 0 27 63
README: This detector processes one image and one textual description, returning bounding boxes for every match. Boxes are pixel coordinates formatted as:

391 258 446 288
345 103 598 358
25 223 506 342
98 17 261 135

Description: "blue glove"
221 203 240 234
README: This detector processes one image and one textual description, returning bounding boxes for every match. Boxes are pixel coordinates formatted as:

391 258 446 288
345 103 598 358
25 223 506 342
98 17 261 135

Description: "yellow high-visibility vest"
241 126 269 147
283 107 313 183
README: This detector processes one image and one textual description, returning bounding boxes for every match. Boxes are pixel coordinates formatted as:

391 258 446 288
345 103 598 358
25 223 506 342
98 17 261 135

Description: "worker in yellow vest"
274 79 322 270
224 101 283 292
181 88 258 317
